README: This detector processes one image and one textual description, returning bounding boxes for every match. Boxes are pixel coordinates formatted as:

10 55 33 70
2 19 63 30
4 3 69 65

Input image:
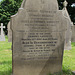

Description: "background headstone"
71 25 75 42
0 23 5 41
11 0 67 75
8 21 12 42
63 0 72 50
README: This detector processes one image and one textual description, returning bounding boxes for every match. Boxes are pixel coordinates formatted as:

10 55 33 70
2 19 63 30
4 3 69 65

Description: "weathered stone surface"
71 25 75 42
11 0 67 75
63 8 72 50
0 23 5 41
8 21 12 42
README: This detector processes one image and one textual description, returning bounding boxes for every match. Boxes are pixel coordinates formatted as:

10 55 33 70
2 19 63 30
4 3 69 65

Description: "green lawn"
63 42 75 71
0 36 75 75
62 42 75 75
0 36 12 75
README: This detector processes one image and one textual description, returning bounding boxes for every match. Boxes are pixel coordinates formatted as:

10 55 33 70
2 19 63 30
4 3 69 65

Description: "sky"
0 0 2 2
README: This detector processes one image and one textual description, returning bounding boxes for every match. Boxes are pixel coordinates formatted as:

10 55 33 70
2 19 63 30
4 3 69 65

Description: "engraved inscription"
18 10 60 60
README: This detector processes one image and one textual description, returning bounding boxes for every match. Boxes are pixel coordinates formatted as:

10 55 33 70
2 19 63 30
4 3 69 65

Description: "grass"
0 36 75 75
63 42 75 71
0 36 12 75
62 42 75 75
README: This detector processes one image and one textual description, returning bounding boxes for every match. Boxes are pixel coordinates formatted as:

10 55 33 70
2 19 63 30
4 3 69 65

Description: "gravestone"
0 23 5 41
63 0 73 50
11 0 67 75
71 25 75 42
8 21 12 42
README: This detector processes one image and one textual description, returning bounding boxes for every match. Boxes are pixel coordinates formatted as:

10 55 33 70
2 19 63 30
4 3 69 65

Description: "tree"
0 0 23 34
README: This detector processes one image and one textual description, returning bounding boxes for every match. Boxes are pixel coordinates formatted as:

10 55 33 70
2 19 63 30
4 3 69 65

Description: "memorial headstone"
11 0 67 75
63 0 73 50
0 23 5 41
71 25 75 42
8 21 12 42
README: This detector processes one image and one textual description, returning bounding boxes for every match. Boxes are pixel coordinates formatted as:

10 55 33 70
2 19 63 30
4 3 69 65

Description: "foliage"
0 0 23 34
14 0 23 6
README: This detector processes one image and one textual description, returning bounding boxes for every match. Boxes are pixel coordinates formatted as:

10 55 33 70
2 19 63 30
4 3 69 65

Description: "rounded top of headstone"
21 0 59 11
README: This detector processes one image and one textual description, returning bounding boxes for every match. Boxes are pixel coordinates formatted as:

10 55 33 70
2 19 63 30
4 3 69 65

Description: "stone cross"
0 23 5 35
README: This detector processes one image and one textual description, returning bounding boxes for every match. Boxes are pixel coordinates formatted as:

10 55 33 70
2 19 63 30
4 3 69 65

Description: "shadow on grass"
48 70 74 75
0 61 12 64
62 66 74 75
0 61 12 75
0 69 12 75
48 65 74 75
